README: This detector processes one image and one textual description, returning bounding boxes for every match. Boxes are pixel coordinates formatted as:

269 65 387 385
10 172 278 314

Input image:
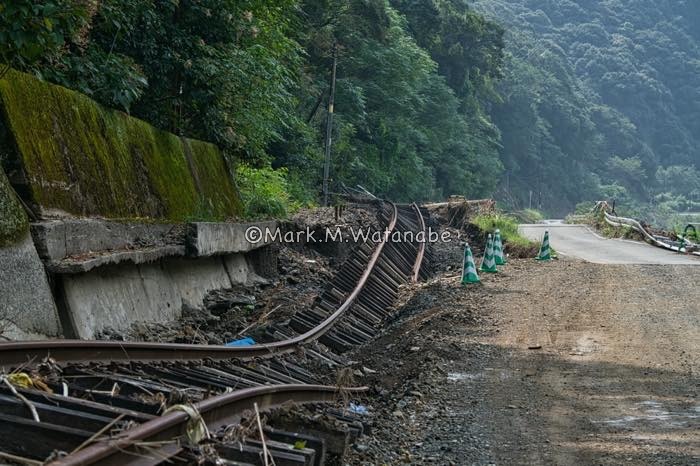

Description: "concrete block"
166 257 238 310
187 221 277 257
0 233 61 338
60 254 251 339
223 254 251 285
32 220 185 272
32 220 180 261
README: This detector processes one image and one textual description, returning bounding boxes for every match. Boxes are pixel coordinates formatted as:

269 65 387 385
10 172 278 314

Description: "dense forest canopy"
1 0 698 219
471 0 700 216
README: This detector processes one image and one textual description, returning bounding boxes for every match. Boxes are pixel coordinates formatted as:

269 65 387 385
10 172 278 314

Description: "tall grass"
471 213 534 247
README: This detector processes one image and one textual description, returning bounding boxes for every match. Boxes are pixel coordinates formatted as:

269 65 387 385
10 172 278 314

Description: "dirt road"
520 224 700 265
348 258 699 465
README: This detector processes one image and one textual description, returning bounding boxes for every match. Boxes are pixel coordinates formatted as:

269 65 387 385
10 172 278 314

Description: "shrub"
236 164 300 219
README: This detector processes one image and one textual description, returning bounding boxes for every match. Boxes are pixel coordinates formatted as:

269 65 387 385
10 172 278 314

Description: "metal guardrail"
595 202 700 257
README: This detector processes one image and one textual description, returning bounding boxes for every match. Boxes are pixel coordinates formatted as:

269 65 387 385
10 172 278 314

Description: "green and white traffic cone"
494 229 507 265
461 244 480 284
536 230 552 261
480 234 498 273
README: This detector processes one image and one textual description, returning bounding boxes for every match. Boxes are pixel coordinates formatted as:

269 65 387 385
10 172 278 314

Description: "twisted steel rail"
0 203 418 370
51 384 367 466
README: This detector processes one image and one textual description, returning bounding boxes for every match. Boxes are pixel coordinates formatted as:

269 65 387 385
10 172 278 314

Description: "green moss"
0 69 242 221
0 168 28 247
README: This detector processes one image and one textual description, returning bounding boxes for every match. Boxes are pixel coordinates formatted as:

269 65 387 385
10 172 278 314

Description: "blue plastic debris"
225 337 256 347
348 402 368 415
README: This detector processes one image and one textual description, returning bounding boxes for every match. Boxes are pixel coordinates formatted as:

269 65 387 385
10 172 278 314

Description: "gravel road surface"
347 257 699 465
519 224 699 265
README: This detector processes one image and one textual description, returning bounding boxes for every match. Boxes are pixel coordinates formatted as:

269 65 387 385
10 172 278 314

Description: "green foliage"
472 0 700 215
512 208 544 223
5 0 507 206
0 69 242 221
606 156 646 195
471 213 533 248
656 165 700 197
236 164 299 218
293 0 505 201
0 167 28 247
0 0 86 70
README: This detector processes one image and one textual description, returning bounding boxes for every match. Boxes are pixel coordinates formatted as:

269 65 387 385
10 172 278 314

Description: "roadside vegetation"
471 213 539 257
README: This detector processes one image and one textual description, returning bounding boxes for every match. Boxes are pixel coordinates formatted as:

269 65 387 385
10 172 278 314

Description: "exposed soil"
345 258 700 465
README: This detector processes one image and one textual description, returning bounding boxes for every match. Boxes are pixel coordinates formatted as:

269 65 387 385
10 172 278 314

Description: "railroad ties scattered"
0 201 432 465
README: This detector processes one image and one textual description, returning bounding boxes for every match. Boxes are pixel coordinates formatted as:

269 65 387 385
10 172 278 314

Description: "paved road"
519 223 700 264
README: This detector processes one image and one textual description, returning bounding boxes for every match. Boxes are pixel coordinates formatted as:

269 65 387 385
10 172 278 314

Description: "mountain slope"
471 0 700 214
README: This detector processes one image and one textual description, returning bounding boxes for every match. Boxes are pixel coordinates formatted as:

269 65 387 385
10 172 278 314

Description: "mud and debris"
100 204 380 345
95 200 700 465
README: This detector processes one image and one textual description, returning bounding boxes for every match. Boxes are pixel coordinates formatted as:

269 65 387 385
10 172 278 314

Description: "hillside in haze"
472 0 700 215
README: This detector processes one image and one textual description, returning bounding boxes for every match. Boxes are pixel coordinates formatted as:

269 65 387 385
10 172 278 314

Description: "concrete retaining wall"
2 216 277 340
59 254 251 339
0 233 62 339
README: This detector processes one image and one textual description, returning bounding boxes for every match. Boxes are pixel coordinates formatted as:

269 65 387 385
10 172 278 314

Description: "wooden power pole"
322 45 337 206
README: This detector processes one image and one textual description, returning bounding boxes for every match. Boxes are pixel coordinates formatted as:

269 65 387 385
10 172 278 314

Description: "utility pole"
322 44 338 207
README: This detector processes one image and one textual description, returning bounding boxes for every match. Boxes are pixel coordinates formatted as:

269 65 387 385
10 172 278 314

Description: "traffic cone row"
462 229 509 285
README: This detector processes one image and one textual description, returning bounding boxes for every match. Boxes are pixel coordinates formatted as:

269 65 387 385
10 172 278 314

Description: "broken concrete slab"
187 221 277 257
46 245 184 274
32 220 183 262
33 219 276 273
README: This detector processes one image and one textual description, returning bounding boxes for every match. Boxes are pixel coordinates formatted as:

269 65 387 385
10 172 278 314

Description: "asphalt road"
519 223 700 265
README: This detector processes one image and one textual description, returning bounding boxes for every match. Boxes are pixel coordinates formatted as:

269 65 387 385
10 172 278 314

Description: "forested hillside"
1 0 698 218
472 0 700 215
0 0 505 215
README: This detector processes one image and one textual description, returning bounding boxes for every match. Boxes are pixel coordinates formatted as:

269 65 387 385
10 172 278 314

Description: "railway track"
0 201 431 465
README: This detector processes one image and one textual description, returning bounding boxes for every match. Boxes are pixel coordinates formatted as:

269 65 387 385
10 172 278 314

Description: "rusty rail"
0 203 402 370
0 200 429 465
51 384 367 466
410 202 427 282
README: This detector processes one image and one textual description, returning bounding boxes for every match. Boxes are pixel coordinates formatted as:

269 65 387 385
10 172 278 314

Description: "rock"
204 289 256 312
354 444 370 453
392 410 404 418
363 366 377 374
410 346 420 352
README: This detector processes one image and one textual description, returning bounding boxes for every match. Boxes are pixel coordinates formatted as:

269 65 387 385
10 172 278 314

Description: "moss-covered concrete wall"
0 69 242 221
0 167 28 247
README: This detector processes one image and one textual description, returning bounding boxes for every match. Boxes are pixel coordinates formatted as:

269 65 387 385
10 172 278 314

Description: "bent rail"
410 202 427 282
51 384 367 466
0 202 423 369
